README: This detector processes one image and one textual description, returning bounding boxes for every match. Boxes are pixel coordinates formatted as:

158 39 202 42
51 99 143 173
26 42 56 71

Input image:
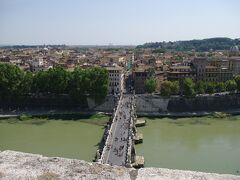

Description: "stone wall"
136 93 240 115
0 95 88 110
1 93 240 115
135 94 169 113
87 95 117 113
0 150 239 180
0 95 116 114
168 94 240 112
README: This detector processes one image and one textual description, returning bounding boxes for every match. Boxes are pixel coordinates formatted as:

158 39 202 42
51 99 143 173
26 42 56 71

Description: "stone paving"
101 94 134 166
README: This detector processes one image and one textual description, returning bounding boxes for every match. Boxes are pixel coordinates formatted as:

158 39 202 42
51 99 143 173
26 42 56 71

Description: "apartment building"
132 67 149 94
167 66 196 81
105 65 124 95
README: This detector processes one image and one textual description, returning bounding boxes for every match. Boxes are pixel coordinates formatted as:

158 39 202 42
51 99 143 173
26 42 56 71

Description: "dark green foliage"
68 67 109 103
170 81 180 95
204 82 216 94
137 38 240 52
20 71 33 95
0 63 24 99
226 80 237 92
144 77 157 93
234 75 240 91
0 64 109 102
215 82 226 92
89 67 109 103
181 78 195 97
160 81 179 96
152 49 166 54
32 70 50 94
160 81 172 96
194 81 205 94
47 67 70 94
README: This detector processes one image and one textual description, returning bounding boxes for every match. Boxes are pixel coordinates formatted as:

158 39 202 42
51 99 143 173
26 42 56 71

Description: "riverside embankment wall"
135 93 240 115
1 94 240 115
0 95 116 114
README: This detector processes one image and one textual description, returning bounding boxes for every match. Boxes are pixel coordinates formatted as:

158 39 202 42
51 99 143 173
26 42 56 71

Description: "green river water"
136 116 240 175
0 114 240 175
0 114 108 161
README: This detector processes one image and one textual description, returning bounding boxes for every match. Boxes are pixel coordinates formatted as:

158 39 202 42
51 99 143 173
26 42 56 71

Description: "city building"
105 65 124 95
167 66 196 81
192 57 208 81
133 67 149 94
30 58 52 72
229 57 240 76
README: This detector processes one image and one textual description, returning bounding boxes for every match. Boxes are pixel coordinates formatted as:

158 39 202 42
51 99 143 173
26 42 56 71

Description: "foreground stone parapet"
0 150 239 180
137 168 240 180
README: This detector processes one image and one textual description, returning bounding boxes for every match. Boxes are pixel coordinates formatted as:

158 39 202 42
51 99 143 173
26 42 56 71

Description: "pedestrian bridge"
97 94 144 168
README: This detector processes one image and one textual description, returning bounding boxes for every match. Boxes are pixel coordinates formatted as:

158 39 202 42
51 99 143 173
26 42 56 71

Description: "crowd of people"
102 95 135 166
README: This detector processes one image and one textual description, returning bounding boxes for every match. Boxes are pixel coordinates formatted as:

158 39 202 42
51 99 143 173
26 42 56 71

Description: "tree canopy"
137 38 240 52
144 77 157 93
160 81 179 96
181 78 195 97
234 75 240 91
0 63 24 99
0 64 109 102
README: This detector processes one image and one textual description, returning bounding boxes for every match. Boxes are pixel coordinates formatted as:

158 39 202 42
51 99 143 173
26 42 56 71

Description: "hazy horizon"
1 37 240 47
1 0 240 45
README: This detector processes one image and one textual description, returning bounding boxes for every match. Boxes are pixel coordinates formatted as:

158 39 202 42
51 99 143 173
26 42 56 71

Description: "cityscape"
1 0 240 179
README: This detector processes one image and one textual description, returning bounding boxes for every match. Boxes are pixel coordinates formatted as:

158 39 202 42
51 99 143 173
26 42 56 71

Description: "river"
0 114 108 161
1 114 240 175
136 115 240 175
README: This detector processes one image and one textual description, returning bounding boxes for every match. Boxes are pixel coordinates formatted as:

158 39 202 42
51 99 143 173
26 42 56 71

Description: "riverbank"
0 150 239 180
0 112 110 126
137 108 240 118
2 108 240 119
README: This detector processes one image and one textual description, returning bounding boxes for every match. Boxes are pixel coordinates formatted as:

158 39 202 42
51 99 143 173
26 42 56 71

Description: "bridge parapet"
97 94 144 167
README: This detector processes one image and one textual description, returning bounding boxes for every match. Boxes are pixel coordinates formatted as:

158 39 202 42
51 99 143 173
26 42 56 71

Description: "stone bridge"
97 94 143 167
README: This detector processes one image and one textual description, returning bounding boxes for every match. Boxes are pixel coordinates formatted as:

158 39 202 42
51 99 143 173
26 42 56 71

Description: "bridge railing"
99 95 122 164
126 96 136 166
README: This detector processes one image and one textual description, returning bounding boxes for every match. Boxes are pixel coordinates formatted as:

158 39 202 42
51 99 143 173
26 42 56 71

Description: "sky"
0 0 240 45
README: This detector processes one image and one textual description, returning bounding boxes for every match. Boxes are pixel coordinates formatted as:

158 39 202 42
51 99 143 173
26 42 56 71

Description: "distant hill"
137 37 240 51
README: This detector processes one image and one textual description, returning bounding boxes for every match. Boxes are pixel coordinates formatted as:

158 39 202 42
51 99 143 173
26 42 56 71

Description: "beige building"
192 57 208 81
30 58 52 72
167 66 196 81
229 57 240 76
105 65 124 95
192 57 233 82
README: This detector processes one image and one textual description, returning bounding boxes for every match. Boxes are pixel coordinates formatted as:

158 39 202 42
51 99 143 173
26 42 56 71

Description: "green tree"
160 81 172 96
20 71 33 95
181 78 195 97
215 82 226 92
0 63 24 99
68 68 89 101
144 77 157 93
205 82 215 94
170 81 180 95
32 70 50 94
234 75 240 91
226 80 237 92
160 81 179 96
68 67 109 103
89 67 109 103
47 67 70 94
194 81 205 94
